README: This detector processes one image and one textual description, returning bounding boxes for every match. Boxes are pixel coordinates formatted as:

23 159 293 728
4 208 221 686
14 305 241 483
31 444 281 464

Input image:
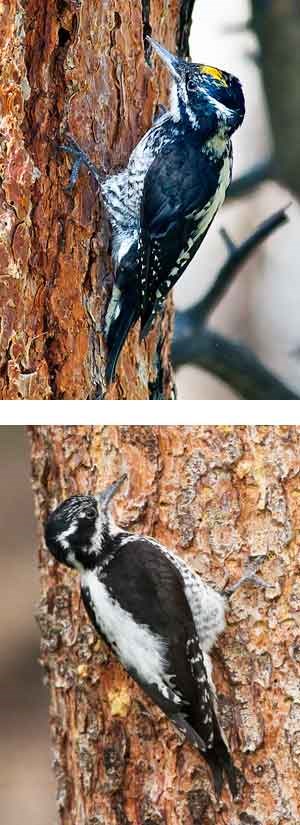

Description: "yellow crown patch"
200 65 228 86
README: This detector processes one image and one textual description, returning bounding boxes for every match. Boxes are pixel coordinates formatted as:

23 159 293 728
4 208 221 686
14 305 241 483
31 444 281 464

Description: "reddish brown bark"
0 1 189 399
31 425 300 825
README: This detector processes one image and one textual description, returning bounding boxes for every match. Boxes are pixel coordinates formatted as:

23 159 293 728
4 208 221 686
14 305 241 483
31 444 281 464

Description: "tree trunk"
0 1 194 400
31 425 300 825
251 0 300 200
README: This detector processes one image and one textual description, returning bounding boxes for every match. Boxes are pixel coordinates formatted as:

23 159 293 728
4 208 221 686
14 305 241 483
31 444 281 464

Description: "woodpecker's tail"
173 711 239 798
105 285 138 384
204 723 239 799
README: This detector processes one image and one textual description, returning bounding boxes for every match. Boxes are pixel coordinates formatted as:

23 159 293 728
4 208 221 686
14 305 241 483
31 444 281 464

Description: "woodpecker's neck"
79 514 124 574
170 82 181 122
203 130 228 158
67 512 114 572
170 84 199 129
201 89 244 136
170 81 241 140
170 84 220 141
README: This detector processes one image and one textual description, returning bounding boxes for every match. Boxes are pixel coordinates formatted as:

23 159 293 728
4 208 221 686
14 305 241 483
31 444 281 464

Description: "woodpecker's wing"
82 541 223 754
81 538 237 795
160 545 226 653
138 136 226 338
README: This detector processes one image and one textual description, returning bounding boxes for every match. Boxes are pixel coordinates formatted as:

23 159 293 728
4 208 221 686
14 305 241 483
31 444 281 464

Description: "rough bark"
0 1 194 400
31 425 300 825
251 0 300 200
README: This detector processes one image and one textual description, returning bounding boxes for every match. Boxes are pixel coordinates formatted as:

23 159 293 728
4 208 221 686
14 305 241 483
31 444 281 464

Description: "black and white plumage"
61 39 245 383
102 39 245 381
45 474 239 796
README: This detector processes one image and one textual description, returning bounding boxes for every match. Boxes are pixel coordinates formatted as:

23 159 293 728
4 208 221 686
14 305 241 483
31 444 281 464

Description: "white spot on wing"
105 285 122 336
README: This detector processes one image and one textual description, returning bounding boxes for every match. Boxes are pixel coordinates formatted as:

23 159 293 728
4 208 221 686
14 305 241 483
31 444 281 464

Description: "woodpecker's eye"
187 78 198 93
85 506 97 520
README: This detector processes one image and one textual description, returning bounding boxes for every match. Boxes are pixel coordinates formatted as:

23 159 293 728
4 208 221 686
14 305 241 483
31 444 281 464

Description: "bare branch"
172 206 295 399
172 327 299 400
177 206 289 331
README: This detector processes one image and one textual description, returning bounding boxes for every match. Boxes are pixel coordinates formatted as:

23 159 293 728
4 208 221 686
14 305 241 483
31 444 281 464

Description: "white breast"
82 570 169 687
215 151 232 210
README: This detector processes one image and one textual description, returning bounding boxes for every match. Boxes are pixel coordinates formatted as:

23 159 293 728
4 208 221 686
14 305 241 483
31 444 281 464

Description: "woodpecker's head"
45 474 127 571
148 38 245 137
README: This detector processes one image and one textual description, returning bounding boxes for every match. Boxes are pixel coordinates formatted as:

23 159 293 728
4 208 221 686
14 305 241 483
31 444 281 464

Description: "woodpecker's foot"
54 136 103 192
224 559 271 597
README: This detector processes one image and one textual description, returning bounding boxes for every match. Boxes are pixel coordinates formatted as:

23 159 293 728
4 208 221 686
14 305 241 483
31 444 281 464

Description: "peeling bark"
0 0 192 399
31 425 300 824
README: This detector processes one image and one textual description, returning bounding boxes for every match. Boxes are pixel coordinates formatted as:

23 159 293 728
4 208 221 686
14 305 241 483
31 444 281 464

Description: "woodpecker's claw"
224 560 272 597
53 136 103 191
64 156 83 192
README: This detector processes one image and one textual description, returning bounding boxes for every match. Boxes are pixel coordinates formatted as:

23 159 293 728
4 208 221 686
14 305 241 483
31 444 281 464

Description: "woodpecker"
60 39 245 383
44 473 273 796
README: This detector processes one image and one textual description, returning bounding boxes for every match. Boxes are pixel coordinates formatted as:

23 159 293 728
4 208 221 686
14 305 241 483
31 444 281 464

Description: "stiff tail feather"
105 285 138 384
172 712 239 798
205 725 239 799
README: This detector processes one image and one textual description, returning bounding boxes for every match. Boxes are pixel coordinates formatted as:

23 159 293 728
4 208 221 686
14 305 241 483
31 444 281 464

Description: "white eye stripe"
58 521 78 549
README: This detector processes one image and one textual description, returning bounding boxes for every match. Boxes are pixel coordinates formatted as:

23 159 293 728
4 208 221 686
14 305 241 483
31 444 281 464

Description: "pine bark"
31 425 300 825
0 1 193 400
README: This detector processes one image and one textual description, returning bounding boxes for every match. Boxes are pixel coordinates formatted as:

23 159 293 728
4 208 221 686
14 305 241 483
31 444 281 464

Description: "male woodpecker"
60 39 245 383
45 474 267 796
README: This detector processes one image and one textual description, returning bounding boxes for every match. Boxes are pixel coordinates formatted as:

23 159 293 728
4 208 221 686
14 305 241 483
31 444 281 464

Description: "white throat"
89 510 105 553
185 103 201 131
170 82 181 122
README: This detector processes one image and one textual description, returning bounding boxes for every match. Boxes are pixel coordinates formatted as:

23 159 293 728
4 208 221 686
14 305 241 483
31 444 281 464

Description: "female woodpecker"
60 39 245 383
45 473 255 797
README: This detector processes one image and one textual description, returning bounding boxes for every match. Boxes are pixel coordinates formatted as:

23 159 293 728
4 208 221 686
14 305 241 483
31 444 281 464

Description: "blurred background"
175 0 300 399
0 428 56 825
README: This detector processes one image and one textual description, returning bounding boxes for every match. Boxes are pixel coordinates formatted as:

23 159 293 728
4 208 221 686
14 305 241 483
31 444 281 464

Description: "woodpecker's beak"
147 37 181 80
97 473 127 507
